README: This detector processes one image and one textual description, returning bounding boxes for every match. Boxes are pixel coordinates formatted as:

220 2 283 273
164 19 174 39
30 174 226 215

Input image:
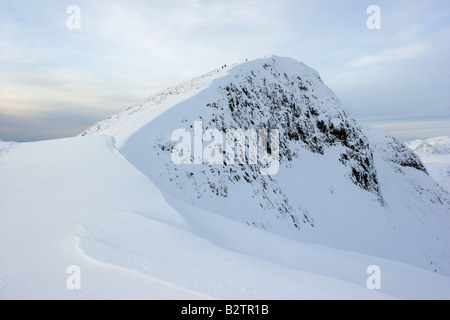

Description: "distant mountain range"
406 136 450 193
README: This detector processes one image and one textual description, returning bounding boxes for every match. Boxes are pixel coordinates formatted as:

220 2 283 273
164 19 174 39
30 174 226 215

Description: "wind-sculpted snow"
369 131 427 173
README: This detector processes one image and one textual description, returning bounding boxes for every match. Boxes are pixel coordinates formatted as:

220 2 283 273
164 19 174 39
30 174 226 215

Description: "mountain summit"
83 56 449 274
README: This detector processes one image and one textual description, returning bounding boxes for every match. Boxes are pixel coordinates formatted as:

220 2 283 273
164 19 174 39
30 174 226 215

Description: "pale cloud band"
351 43 428 67
365 120 450 141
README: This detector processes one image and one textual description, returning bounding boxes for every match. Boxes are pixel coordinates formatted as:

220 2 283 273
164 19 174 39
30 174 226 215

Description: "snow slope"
1 56 450 299
1 136 449 299
406 136 450 193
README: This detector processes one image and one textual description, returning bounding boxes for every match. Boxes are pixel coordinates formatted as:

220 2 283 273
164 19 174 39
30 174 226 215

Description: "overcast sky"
1 0 449 142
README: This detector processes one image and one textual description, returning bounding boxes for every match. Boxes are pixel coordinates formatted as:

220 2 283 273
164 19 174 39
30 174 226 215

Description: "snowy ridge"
367 130 427 173
82 56 450 275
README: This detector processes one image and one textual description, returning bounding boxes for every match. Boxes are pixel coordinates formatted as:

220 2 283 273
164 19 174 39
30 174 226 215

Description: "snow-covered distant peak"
406 136 450 157
425 136 450 148
406 136 450 193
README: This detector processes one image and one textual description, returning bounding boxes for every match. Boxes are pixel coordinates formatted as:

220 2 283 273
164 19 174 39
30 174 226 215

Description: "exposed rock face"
82 56 435 233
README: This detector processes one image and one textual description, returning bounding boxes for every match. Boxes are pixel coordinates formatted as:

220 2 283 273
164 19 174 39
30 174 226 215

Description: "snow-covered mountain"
406 136 450 158
406 136 450 193
82 56 448 270
1 56 449 299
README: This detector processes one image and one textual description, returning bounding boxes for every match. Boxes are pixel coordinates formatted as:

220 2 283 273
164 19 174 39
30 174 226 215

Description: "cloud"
0 65 137 116
0 109 101 142
365 120 450 141
84 0 285 69
351 43 428 67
